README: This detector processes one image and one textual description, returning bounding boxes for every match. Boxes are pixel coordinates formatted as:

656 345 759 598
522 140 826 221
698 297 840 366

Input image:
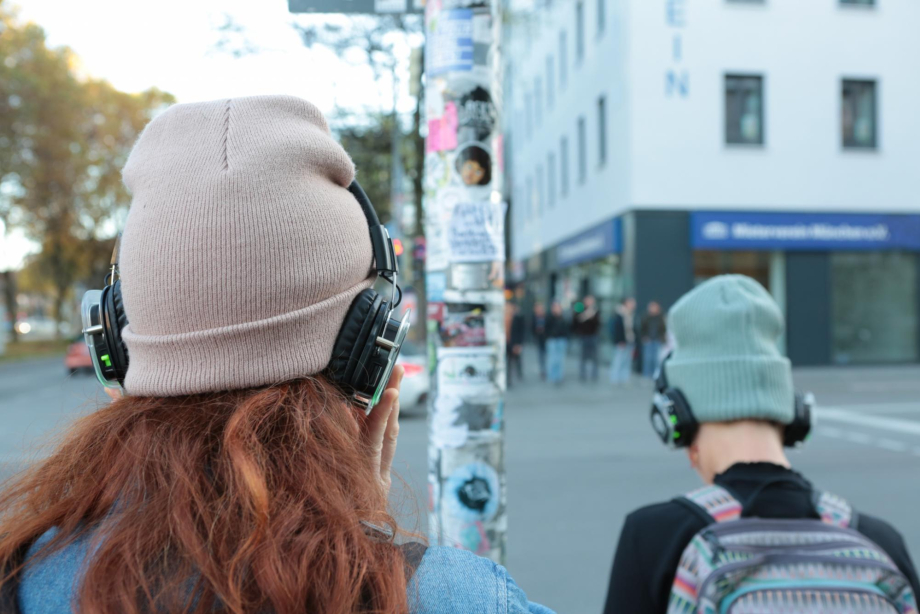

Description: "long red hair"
0 376 410 613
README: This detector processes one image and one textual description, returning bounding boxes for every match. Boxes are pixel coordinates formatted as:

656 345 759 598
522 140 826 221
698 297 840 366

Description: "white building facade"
503 0 920 366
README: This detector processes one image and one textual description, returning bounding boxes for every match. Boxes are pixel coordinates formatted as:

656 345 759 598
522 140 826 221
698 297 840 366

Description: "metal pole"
423 0 506 563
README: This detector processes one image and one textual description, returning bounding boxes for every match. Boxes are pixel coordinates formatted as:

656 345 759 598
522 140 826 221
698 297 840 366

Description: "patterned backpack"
667 484 918 614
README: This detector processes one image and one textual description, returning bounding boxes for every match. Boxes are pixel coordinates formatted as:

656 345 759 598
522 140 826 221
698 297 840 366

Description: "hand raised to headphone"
363 364 404 496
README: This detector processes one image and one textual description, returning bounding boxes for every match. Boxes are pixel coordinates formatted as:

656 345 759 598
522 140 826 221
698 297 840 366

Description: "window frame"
547 152 557 209
597 0 606 37
841 78 878 150
575 1 585 64
724 73 765 146
577 116 588 184
597 95 607 167
559 30 568 89
560 136 570 198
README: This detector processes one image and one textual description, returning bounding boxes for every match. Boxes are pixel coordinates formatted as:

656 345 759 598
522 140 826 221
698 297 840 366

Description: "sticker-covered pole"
423 0 506 563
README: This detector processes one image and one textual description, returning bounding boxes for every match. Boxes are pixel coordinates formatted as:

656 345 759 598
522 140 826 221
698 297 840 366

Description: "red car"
65 337 93 375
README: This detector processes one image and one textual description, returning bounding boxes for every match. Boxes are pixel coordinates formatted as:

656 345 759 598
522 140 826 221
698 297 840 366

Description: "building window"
534 76 543 126
526 174 534 219
842 79 877 149
597 95 607 166
547 152 557 208
524 91 533 139
576 1 585 63
577 116 587 184
560 137 570 197
840 0 875 5
546 56 555 110
559 31 568 89
597 0 606 35
536 164 544 214
725 74 764 145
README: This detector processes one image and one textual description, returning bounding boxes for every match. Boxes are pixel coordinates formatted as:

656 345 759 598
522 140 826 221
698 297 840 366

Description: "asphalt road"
2 353 920 613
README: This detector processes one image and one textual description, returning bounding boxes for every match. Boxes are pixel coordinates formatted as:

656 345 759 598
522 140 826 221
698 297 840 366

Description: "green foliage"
0 1 174 331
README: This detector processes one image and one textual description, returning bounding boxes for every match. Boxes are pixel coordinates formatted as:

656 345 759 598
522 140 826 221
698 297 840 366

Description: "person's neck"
697 421 791 482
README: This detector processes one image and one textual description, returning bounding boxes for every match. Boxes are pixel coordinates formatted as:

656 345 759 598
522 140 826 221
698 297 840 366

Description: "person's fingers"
379 390 400 483
104 387 123 402
386 363 405 393
365 389 396 454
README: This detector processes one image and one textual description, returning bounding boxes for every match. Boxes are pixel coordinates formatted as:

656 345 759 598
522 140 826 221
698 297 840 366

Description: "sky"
1 0 420 270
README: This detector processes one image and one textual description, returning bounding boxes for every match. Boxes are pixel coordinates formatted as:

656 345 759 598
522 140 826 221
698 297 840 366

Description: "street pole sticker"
444 461 500 522
448 200 505 263
375 0 407 11
437 346 498 397
427 9 474 76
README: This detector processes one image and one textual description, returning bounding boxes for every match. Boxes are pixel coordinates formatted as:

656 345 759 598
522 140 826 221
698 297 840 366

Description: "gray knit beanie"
119 95 375 396
666 275 795 425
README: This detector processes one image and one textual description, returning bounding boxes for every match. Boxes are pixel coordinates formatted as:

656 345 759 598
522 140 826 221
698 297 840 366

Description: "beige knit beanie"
119 95 375 396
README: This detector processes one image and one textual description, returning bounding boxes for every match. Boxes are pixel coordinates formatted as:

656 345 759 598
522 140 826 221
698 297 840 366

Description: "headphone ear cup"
104 280 130 385
328 289 384 391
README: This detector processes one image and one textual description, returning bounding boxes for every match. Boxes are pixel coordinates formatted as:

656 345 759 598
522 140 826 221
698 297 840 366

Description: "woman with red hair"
0 96 552 614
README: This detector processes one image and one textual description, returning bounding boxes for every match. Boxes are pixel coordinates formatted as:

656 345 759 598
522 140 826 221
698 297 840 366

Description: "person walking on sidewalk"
609 297 636 385
603 275 919 613
640 300 666 378
545 300 569 385
574 295 601 382
506 302 525 387
532 301 549 380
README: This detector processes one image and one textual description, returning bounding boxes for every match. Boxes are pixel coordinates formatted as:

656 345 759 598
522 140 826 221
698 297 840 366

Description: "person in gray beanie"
602 275 919 614
0 96 553 614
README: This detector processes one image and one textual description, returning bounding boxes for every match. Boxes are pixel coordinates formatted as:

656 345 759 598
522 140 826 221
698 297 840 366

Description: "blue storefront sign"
556 218 622 267
691 212 920 252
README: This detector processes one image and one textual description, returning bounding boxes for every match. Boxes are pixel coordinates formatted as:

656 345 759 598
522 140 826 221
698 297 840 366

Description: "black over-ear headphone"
81 179 410 410
649 354 814 449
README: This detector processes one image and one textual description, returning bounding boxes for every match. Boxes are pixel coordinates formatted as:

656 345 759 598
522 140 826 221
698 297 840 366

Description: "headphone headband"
347 180 398 280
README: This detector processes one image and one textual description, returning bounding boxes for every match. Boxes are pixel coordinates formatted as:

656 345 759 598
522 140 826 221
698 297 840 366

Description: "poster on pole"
448 201 505 263
436 347 498 397
426 9 475 76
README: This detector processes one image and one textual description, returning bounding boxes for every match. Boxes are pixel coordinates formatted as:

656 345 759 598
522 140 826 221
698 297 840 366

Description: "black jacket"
640 313 666 343
508 313 526 347
611 314 630 345
603 463 920 614
545 314 568 339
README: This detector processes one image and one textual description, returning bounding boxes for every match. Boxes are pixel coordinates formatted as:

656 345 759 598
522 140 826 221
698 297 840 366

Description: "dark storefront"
522 210 920 367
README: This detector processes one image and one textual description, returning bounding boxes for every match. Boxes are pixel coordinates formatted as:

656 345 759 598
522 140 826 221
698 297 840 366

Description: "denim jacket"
19 529 554 614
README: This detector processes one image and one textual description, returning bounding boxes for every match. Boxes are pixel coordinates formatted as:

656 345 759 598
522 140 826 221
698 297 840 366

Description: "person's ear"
686 442 699 471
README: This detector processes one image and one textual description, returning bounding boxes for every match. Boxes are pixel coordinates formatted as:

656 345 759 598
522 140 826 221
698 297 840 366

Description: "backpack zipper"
722 584 900 614
697 551 905 608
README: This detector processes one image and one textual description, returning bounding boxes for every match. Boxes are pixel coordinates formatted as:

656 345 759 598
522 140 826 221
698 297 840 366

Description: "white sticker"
437 347 498 397
375 0 407 12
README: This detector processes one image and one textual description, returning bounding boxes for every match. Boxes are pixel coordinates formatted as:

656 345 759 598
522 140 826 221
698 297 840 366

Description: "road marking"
818 426 843 438
844 431 872 445
876 438 909 453
818 407 920 437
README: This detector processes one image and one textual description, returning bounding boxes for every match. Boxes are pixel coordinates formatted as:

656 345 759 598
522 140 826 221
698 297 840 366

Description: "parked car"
64 336 93 375
396 341 429 415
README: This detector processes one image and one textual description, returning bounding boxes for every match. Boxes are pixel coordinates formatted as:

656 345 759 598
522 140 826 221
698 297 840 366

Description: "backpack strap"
812 490 859 530
674 484 743 525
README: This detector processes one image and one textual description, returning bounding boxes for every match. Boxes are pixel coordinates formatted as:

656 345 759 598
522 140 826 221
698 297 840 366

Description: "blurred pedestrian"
545 301 569 385
0 96 554 614
639 300 666 378
532 301 548 380
608 297 636 385
574 295 601 382
506 302 525 387
603 275 919 613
